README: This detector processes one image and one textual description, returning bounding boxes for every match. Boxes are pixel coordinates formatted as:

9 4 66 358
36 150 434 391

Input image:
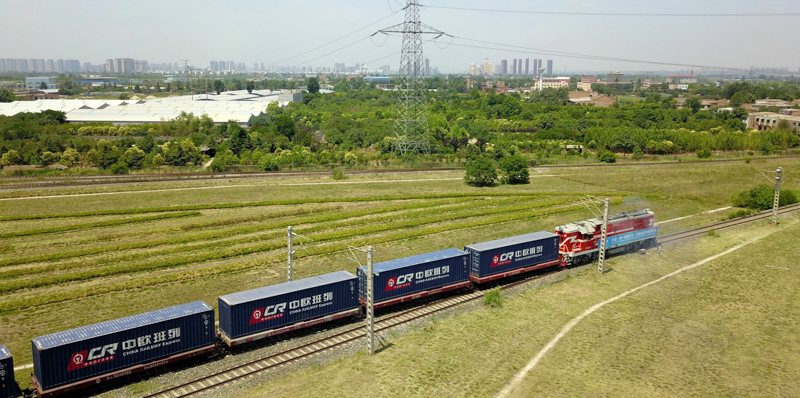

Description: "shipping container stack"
0 345 15 398
464 231 560 283
358 248 471 308
218 271 360 346
31 301 216 397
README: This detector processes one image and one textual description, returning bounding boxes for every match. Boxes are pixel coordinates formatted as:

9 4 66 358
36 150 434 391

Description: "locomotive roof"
556 209 653 234
0 344 10 360
465 231 557 251
362 248 467 273
219 271 356 305
32 301 213 350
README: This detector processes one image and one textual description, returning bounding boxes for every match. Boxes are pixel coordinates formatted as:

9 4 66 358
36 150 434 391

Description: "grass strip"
0 212 201 239
0 198 482 280
0 201 609 314
0 197 539 292
0 198 468 269
0 191 643 222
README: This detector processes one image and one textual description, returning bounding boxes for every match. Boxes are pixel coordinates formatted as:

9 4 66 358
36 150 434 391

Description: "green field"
0 159 796 393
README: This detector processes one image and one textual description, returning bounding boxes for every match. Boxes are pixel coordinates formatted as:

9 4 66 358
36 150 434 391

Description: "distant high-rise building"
56 59 65 73
469 63 475 75
501 59 508 75
46 59 54 73
210 60 219 72
424 58 430 75
260 63 265 71
525 58 530 75
547 60 553 75
512 59 517 75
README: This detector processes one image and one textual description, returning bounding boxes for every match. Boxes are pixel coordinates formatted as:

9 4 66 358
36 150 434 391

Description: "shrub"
745 157 752 164
632 147 644 160
727 209 753 219
109 162 129 174
697 148 712 159
464 156 497 187
331 169 346 180
733 185 798 210
484 288 503 308
258 155 279 171
598 151 617 163
498 153 530 185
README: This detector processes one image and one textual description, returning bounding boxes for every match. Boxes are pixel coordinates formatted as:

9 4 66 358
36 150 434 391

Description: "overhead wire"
422 5 800 17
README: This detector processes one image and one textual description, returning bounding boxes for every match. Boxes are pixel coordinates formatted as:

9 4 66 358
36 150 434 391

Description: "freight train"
3 209 657 398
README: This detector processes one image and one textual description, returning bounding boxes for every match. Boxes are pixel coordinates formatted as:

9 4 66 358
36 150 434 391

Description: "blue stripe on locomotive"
218 271 359 339
358 249 470 303
0 346 14 398
607 227 658 248
32 302 215 391
464 232 560 278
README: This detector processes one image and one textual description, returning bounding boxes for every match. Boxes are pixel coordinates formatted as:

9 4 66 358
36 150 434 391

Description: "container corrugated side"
465 233 559 277
358 249 470 303
0 345 14 398
32 302 215 391
218 271 358 339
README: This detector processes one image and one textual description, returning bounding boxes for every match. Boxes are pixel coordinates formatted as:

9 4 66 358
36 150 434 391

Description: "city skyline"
2 0 800 75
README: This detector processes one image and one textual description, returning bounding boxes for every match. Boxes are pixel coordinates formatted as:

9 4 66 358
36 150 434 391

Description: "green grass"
236 218 800 398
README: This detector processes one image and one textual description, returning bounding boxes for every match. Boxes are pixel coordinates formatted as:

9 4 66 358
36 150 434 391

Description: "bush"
727 209 753 219
498 153 530 185
464 156 497 187
332 169 346 180
258 155 279 171
697 148 712 159
598 151 617 163
109 162 129 174
483 288 502 308
733 185 798 210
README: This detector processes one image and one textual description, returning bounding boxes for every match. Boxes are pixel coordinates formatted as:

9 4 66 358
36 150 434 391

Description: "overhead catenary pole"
773 167 782 225
366 245 375 355
287 226 294 281
597 198 610 274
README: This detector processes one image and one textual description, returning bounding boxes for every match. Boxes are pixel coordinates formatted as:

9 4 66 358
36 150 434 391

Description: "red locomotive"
555 209 658 266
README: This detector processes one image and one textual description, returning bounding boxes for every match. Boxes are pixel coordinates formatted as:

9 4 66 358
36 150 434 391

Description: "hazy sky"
2 0 799 74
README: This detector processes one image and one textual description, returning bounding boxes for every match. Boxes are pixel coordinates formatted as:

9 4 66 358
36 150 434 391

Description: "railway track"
0 168 461 190
2 155 796 190
139 202 800 398
659 202 800 244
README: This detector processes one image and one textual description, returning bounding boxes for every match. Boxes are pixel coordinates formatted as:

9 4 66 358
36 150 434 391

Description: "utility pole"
773 168 782 225
287 226 294 281
366 245 375 355
597 198 610 274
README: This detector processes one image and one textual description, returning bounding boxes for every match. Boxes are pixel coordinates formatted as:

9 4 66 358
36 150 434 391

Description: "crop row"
0 197 468 268
0 212 202 239
0 197 542 291
0 201 604 314
0 197 485 280
0 192 553 222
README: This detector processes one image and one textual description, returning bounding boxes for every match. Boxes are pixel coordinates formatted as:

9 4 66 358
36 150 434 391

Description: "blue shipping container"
0 345 14 398
607 227 658 248
218 271 359 340
358 249 470 303
32 301 215 391
464 232 559 278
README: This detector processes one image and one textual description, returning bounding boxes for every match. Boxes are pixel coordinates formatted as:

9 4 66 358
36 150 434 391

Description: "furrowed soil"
0 161 796 392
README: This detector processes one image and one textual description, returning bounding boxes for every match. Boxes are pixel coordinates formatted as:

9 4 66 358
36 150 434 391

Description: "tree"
39 81 49 90
274 114 297 139
0 89 15 103
109 162 129 174
684 96 702 113
1 150 21 166
307 77 320 94
734 184 798 210
120 147 146 168
151 153 165 168
134 84 141 93
95 140 120 169
464 156 497 187
246 81 255 94
40 151 60 165
60 148 81 166
210 150 239 172
213 80 224 95
498 153 530 184
227 123 251 155
258 155 279 171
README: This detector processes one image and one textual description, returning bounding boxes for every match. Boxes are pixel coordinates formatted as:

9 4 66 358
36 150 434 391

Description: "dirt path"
202 158 214 170
493 228 777 398
656 206 732 225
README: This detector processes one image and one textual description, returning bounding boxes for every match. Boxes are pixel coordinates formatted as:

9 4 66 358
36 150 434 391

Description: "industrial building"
0 88 321 127
25 77 57 90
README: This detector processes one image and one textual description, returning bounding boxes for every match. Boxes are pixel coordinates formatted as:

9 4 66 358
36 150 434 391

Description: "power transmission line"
423 5 800 17
437 36 796 75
